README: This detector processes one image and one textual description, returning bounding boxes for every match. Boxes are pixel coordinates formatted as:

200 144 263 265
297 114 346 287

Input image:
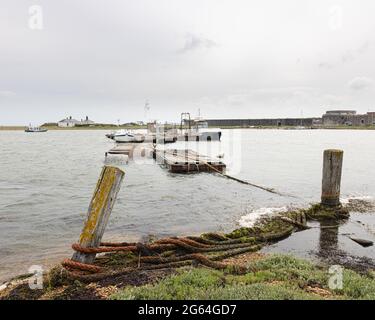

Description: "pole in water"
72 165 125 264
321 149 343 207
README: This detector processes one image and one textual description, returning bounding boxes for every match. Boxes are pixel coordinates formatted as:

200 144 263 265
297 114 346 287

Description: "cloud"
342 51 355 63
0 90 16 97
178 34 218 54
342 41 372 64
357 41 371 54
348 77 374 90
318 62 334 69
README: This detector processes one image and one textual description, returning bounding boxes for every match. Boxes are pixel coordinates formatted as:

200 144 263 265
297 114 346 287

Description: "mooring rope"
161 149 295 197
61 237 257 281
59 213 307 283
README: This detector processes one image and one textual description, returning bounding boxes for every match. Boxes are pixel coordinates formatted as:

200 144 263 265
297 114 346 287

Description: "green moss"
96 252 136 268
46 266 73 289
226 214 295 244
238 236 256 244
304 203 349 221
201 233 228 241
226 228 253 239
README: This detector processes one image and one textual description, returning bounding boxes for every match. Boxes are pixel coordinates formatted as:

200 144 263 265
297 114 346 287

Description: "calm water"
0 129 374 282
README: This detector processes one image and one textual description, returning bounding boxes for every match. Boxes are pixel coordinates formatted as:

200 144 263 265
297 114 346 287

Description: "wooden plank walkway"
155 149 226 173
105 143 154 159
105 144 226 174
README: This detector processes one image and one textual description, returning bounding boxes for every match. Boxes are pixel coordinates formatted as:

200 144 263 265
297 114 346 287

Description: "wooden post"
321 149 343 207
72 166 125 264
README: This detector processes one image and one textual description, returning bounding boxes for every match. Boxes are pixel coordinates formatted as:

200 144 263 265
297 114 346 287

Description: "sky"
1 0 375 125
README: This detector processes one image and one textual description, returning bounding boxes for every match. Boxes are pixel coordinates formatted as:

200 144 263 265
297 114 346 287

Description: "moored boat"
113 130 145 143
179 113 221 141
25 125 48 133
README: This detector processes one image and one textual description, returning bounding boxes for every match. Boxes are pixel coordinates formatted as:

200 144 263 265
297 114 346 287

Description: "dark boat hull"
25 129 48 132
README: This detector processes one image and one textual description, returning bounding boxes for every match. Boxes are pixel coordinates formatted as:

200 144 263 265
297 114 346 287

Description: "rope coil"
60 219 300 282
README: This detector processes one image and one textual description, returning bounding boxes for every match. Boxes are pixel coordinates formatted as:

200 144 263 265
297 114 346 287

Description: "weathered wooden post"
72 166 125 264
321 149 343 207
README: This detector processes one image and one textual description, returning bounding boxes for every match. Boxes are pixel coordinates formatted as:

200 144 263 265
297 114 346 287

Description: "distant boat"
25 125 48 133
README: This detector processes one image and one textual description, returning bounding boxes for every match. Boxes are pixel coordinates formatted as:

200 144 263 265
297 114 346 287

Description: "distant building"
322 110 375 126
58 116 80 127
204 110 375 128
80 116 95 126
58 116 95 127
206 117 320 127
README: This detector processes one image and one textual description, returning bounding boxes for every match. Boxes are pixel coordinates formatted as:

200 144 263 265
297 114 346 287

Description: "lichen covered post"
72 166 125 264
321 149 343 207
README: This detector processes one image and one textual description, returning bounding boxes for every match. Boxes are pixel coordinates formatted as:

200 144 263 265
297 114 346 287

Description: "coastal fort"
206 110 375 128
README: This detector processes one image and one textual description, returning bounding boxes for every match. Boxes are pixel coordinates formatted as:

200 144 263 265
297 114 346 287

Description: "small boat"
106 129 127 140
179 113 221 141
25 125 48 133
113 130 145 143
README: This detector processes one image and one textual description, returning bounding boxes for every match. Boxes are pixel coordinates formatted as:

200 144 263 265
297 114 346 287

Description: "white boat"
106 129 126 140
179 114 222 141
194 119 221 141
113 130 145 143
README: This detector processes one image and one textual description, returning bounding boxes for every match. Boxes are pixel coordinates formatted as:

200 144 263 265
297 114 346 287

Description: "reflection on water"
318 222 339 254
0 129 375 282
263 213 375 271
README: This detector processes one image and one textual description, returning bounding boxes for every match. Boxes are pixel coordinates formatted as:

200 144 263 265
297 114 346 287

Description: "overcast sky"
1 0 375 125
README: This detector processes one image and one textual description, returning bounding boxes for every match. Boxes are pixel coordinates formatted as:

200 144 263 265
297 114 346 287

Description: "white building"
58 116 80 127
80 116 95 125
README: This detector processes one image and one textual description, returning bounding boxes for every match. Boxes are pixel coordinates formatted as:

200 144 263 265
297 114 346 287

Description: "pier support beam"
321 149 343 207
72 166 125 264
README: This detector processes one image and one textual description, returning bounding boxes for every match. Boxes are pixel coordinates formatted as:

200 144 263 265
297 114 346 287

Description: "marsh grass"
111 254 375 300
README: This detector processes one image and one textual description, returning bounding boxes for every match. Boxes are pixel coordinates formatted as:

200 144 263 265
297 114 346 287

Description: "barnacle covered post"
72 166 125 264
321 149 343 207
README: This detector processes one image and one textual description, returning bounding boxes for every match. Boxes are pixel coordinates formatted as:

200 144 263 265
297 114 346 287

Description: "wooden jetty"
105 144 226 174
155 149 226 173
105 143 154 159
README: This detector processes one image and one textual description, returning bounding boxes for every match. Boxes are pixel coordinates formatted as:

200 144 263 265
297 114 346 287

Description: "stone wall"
322 112 375 126
206 111 375 128
206 118 320 127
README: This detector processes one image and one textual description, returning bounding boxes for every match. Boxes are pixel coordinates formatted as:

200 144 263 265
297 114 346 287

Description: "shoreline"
1 203 374 300
2 125 375 131
2 252 371 300
0 125 147 131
